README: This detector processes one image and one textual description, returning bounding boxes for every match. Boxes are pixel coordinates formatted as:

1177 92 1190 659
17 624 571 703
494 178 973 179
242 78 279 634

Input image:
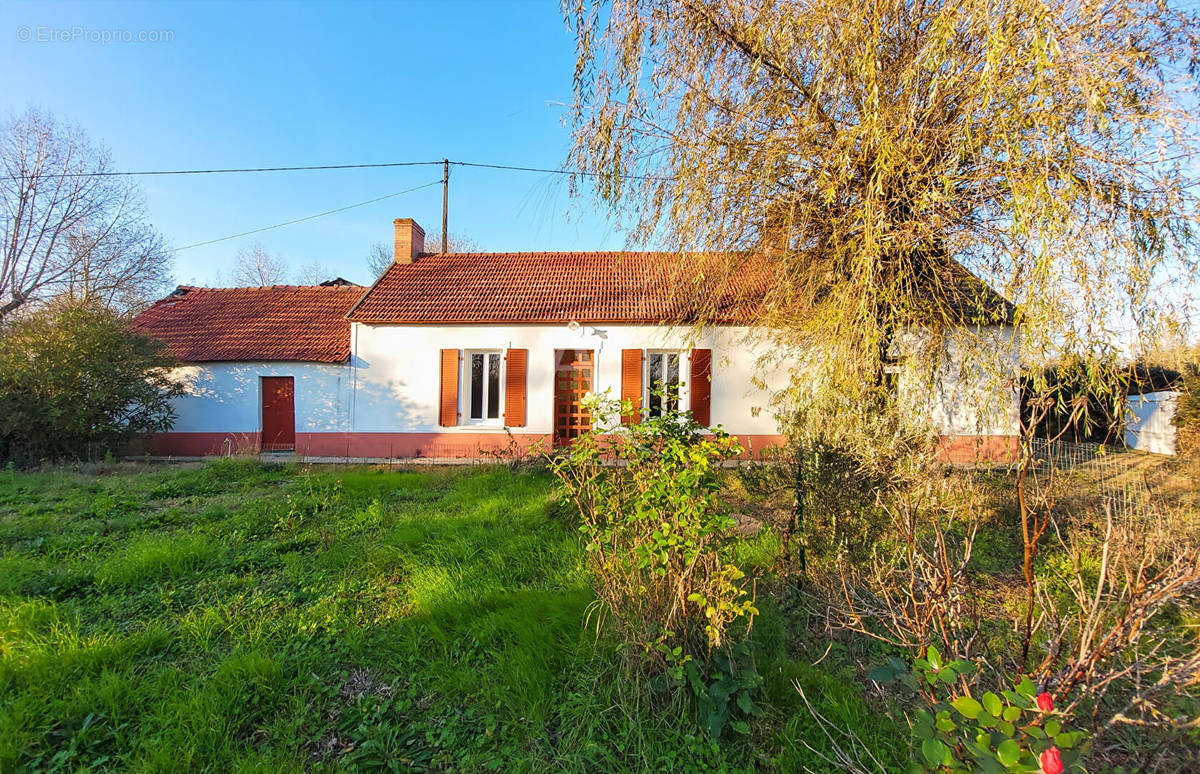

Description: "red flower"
1040 746 1064 774
1036 692 1055 712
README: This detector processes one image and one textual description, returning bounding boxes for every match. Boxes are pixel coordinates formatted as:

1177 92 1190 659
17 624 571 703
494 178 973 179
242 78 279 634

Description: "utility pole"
441 159 449 254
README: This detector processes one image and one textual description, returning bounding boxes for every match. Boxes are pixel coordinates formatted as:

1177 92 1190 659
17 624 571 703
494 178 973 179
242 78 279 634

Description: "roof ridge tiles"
346 251 770 325
132 284 363 363
170 283 364 292
411 250 739 257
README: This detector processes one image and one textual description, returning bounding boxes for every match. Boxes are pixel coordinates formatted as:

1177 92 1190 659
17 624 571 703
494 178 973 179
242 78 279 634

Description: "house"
131 218 1020 462
130 283 366 456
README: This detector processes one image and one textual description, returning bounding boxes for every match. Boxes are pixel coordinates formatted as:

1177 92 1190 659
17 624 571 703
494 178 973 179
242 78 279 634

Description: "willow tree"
565 0 1200 447
566 4 1200 756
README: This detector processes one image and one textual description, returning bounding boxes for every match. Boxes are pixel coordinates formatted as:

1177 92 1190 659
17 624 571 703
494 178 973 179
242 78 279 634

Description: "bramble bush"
549 390 761 737
817 446 1197 771
871 647 1088 773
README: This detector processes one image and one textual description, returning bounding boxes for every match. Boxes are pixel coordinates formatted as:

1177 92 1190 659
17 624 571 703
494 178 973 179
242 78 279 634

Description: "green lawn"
0 460 903 772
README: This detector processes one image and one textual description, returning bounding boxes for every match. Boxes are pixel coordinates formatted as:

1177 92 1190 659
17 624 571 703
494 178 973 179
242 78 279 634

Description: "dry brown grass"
797 442 1198 771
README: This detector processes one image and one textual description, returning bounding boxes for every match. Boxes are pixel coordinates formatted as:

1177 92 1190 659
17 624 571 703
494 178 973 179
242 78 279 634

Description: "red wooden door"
553 350 594 447
261 376 295 451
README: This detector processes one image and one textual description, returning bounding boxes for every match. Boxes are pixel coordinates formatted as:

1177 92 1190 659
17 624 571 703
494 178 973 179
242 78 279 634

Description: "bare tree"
422 230 481 256
59 223 172 314
1 107 172 320
294 260 335 285
365 231 482 278
365 241 392 278
230 243 289 286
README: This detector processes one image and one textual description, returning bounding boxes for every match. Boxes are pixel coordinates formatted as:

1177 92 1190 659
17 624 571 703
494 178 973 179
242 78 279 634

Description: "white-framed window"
882 341 902 400
645 350 686 418
465 350 503 424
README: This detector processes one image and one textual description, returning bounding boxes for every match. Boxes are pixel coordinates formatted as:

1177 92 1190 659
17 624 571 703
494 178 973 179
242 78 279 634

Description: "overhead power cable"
451 160 673 182
2 156 675 252
0 158 673 182
172 179 442 252
0 160 445 180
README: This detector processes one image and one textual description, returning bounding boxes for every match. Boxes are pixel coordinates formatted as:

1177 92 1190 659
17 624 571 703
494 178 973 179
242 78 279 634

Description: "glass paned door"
553 349 594 447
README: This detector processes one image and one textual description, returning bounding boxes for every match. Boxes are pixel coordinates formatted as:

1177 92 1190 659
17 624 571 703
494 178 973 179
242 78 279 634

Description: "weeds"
0 459 896 771
550 393 756 666
807 446 1199 771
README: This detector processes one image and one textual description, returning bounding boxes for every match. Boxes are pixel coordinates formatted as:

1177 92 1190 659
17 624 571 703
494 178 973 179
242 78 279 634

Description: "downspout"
350 323 358 433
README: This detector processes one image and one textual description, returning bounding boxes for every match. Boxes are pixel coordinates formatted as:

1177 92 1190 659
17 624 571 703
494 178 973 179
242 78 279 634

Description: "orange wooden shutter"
505 348 527 427
439 349 459 427
621 349 643 425
690 349 712 426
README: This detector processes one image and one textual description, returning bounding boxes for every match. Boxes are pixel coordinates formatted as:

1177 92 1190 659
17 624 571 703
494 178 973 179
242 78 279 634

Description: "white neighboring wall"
1124 391 1180 455
168 362 352 432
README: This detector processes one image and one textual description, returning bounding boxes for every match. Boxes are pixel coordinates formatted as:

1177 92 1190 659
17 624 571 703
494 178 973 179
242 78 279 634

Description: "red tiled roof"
346 252 771 324
132 284 364 363
347 251 1015 326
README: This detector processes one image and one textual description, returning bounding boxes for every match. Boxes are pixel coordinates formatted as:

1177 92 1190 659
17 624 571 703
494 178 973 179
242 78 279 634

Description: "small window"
882 353 902 400
646 351 684 418
466 350 502 423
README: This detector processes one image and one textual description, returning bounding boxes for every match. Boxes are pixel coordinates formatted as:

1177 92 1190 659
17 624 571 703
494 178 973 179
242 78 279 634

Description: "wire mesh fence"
1028 438 1173 533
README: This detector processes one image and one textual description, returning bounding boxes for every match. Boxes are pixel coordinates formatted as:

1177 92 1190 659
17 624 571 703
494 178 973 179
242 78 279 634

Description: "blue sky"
2 0 625 286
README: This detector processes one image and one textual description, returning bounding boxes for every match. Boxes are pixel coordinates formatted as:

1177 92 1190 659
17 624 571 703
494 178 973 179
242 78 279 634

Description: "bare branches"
820 474 987 668
817 439 1200 766
294 260 336 286
365 241 392 278
1 107 171 318
420 230 481 256
229 244 289 287
1035 499 1200 735
364 232 482 280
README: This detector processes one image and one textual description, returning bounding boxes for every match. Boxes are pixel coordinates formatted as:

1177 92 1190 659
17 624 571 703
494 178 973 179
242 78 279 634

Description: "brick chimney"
761 201 796 256
393 218 425 264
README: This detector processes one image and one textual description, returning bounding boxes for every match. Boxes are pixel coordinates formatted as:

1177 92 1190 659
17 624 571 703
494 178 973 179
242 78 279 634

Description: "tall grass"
0 461 902 771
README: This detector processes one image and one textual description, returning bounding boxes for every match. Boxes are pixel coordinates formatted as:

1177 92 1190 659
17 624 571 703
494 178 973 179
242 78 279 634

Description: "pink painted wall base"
137 431 1017 464
934 435 1019 464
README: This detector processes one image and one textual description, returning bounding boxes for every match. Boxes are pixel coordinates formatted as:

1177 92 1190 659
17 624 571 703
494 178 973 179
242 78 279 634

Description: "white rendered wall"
161 325 1019 441
1124 391 1180 455
348 322 1020 438
167 362 352 433
348 323 787 436
920 325 1021 437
